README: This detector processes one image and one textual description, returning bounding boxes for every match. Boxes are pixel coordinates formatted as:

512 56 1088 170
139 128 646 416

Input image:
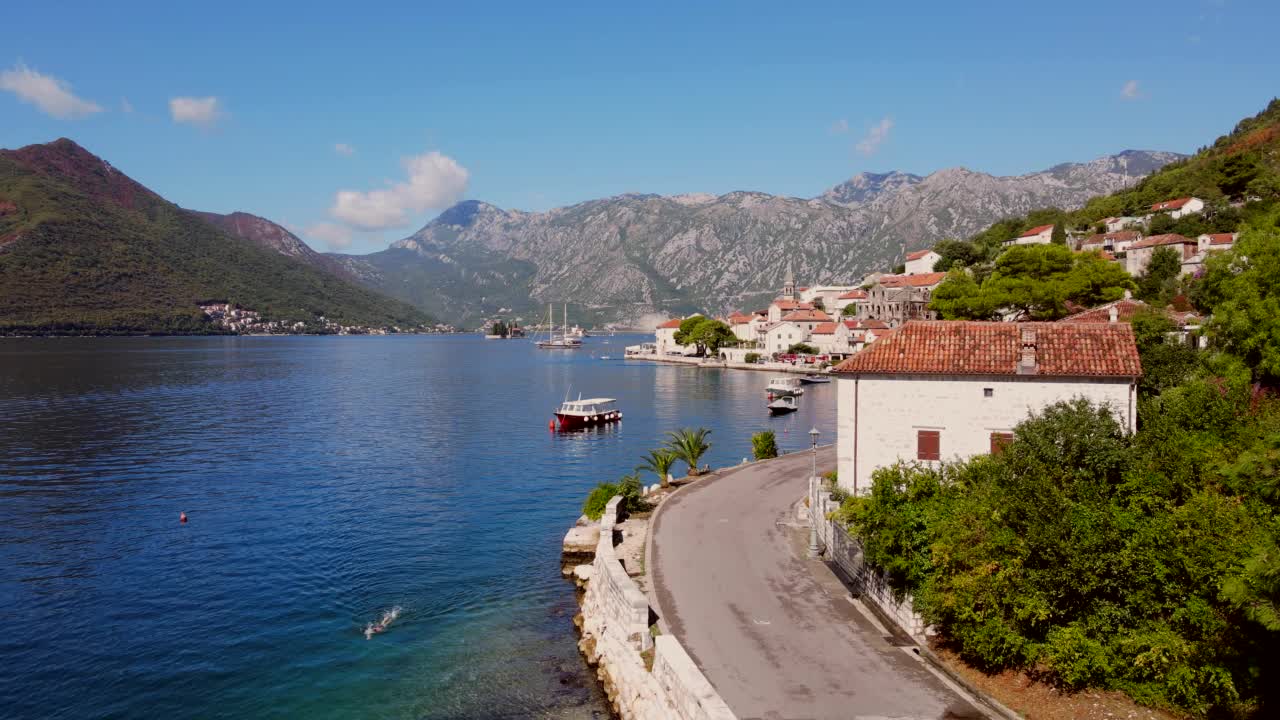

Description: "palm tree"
666 428 712 477
637 448 679 488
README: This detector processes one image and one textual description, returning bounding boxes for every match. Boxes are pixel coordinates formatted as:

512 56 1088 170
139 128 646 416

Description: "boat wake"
364 606 402 639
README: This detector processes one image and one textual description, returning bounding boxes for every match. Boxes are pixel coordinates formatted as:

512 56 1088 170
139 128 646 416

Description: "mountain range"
0 139 432 334
329 150 1184 326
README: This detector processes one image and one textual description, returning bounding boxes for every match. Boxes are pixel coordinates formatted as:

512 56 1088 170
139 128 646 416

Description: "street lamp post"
808 427 821 558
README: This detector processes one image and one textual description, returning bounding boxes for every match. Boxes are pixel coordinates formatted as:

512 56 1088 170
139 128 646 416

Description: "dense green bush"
744 352 761 364
751 430 778 460
582 482 620 521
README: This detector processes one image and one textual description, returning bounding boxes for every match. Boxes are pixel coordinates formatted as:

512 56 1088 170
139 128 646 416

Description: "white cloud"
0 62 102 119
328 151 469 230
120 97 134 113
1121 80 1142 100
306 222 354 251
829 118 849 135
169 96 224 128
855 116 893 156
334 143 356 156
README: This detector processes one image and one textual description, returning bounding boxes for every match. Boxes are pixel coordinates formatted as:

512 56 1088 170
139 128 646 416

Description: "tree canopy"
673 316 737 356
929 245 1133 320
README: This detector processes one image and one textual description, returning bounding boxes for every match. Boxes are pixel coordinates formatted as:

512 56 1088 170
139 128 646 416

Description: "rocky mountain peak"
1 138 164 211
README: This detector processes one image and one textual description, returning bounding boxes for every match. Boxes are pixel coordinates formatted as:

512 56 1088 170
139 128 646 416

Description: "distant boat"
554 396 622 430
768 395 799 415
536 304 583 350
799 374 831 385
766 377 804 397
600 355 611 360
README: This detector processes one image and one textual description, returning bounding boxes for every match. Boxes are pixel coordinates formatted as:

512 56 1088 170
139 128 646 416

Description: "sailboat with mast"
535 304 584 349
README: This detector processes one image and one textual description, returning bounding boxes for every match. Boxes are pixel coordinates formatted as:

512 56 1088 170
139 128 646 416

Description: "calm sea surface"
0 335 836 720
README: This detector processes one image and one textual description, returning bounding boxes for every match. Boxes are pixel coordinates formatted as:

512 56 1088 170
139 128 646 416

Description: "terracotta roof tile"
773 299 814 310
657 318 682 329
838 289 868 300
905 249 935 261
1203 233 1236 246
780 309 832 322
1059 298 1147 324
1130 233 1195 250
833 320 1141 378
811 322 838 335
1020 224 1055 237
1151 197 1194 211
879 272 947 288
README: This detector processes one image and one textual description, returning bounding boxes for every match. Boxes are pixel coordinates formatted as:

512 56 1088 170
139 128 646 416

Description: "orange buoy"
179 511 188 523
548 419 555 430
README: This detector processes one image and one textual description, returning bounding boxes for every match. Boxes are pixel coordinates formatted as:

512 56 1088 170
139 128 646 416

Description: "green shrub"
751 430 778 460
582 482 619 520
744 352 761 364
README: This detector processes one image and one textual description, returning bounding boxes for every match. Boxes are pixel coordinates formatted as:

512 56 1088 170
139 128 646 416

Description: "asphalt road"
651 448 985 720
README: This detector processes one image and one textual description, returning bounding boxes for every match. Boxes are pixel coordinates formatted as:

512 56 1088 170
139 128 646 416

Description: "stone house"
832 288 868 316
1125 233 1198 276
655 317 697 355
1149 197 1204 219
1002 224 1055 247
855 273 946 326
903 249 941 275
832 320 1141 494
1080 230 1142 254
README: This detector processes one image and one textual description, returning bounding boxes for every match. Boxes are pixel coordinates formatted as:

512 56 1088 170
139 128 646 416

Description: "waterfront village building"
655 315 700 355
762 309 832 354
903 249 941 275
832 288 868 315
728 311 756 343
832 320 1142 495
799 285 861 311
855 272 946 327
1125 233 1198 276
1002 224 1055 247
1150 197 1205 220
809 319 892 358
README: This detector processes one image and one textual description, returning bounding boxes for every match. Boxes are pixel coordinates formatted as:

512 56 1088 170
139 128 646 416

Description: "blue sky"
2 1 1276 254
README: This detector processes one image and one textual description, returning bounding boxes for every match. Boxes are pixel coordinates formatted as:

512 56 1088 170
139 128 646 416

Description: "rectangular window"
990 432 1014 455
917 430 940 461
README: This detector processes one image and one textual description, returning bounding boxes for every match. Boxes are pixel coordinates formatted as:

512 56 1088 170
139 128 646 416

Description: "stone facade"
576 497 737 720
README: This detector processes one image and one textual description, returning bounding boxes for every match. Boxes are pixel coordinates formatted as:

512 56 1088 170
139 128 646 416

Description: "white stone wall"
904 251 940 276
578 497 737 720
836 374 1136 494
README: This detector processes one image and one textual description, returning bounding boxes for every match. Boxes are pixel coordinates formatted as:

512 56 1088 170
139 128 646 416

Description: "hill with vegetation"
0 139 433 334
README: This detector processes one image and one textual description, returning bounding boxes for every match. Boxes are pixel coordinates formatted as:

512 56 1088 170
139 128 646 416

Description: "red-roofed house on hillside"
1150 197 1204 219
1197 232 1237 252
1080 230 1142 254
904 248 941 275
833 288 868 315
1002 224 1055 247
1125 234 1198 276
831 320 1141 494
767 298 815 323
854 273 947 327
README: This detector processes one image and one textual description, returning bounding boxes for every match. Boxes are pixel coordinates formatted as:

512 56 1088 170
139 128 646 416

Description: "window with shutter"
990 432 1014 455
917 430 940 461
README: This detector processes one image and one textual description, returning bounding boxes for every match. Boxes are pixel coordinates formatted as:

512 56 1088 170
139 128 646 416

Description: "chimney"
1109 305 1118 323
1018 328 1038 375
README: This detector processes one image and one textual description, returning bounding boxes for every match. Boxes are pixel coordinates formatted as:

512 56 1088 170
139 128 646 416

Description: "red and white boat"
554 396 622 430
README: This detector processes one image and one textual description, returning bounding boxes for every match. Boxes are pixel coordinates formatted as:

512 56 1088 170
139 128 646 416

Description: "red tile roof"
1130 233 1195 250
905 249 935 261
879 272 948 288
1019 224 1055 238
838 289 868 300
773 299 814 311
657 318 683 329
833 320 1141 378
727 311 753 324
1151 197 1194 211
780 309 832 322
1059 298 1147 324
811 322 838 335
844 319 891 330
1203 233 1236 246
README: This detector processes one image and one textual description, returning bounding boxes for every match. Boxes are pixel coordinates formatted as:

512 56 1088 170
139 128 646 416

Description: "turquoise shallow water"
0 335 836 719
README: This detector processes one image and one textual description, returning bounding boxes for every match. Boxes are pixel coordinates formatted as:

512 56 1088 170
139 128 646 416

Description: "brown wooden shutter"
990 432 1014 455
917 430 940 461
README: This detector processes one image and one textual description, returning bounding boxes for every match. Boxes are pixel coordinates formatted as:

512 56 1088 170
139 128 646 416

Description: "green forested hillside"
959 98 1280 254
0 140 432 334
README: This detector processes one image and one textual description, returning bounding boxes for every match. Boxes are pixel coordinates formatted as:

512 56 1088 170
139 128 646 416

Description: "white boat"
799 374 831 384
536 304 584 350
766 377 804 397
768 395 799 414
554 396 622 430
567 325 589 339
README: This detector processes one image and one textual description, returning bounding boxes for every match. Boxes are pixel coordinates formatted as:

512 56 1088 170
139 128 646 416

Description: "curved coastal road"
651 449 984 720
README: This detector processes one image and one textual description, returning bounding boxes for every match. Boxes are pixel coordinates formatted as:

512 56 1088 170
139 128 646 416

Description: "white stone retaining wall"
578 496 737 720
810 479 929 639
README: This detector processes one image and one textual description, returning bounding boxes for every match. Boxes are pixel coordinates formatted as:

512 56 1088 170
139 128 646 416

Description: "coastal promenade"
650 449 985 719
626 353 823 376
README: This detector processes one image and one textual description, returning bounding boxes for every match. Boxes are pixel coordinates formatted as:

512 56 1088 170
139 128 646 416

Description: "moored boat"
554 397 622 430
799 374 831 384
768 395 799 414
766 377 804 397
536 304 584 349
